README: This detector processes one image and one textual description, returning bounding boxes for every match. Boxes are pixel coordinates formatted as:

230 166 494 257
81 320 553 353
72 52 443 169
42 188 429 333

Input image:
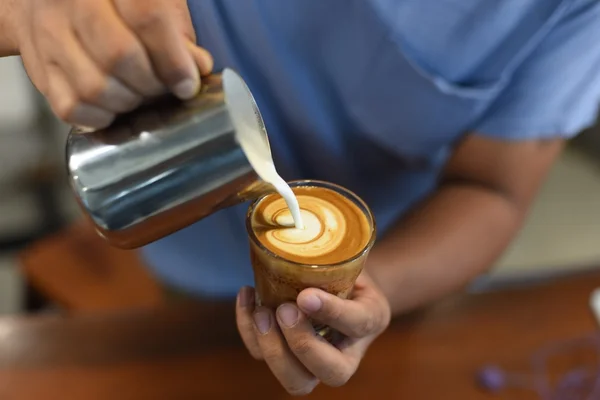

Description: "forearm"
0 0 19 56
368 182 524 316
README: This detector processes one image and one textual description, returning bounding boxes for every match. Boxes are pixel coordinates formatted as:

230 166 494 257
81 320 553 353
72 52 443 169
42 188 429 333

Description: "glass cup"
245 180 376 341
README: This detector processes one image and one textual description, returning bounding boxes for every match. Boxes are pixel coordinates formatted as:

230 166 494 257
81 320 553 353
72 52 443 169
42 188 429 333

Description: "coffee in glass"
246 180 376 339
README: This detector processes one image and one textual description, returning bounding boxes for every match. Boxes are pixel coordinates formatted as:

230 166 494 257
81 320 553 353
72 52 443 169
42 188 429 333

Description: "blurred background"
0 55 599 315
0 56 81 314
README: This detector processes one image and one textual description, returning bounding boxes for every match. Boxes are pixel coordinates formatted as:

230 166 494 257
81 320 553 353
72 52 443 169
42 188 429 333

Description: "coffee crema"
250 186 372 265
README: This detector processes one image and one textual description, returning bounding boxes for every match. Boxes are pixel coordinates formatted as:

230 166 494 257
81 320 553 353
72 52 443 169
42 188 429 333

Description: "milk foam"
223 69 303 229
259 195 346 259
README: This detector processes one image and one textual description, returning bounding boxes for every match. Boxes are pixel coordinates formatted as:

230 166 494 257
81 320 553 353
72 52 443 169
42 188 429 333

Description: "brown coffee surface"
250 186 372 265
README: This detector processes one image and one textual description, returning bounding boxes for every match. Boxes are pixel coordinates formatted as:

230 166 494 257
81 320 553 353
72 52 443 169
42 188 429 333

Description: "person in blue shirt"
2 0 600 395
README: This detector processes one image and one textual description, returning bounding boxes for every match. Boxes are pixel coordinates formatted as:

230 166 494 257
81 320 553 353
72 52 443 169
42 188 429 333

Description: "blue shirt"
142 0 600 297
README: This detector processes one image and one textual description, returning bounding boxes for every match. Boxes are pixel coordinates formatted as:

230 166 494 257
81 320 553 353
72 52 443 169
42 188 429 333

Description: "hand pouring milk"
66 68 303 249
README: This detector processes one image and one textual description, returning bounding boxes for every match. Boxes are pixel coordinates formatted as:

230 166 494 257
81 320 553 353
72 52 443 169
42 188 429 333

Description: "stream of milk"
223 69 304 229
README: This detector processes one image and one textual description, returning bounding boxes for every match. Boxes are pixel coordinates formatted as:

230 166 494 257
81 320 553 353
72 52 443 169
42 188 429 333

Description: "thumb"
297 289 376 338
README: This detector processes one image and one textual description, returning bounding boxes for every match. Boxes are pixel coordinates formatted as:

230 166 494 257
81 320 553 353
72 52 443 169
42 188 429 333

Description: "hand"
15 0 213 128
236 272 391 396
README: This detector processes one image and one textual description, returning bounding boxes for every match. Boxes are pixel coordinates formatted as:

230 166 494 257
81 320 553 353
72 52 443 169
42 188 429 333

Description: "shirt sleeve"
473 0 600 140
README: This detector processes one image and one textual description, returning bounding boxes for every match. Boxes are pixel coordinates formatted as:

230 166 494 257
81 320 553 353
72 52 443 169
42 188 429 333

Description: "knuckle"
381 306 392 329
238 318 255 335
249 349 263 361
354 315 376 337
79 79 106 102
322 368 352 387
260 346 282 362
51 98 76 121
129 7 165 32
38 20 62 45
289 336 314 357
104 43 139 72
76 3 102 34
372 303 392 335
241 340 262 360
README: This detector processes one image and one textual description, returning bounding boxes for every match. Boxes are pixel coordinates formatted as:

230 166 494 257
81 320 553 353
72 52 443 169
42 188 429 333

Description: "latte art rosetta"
251 186 372 265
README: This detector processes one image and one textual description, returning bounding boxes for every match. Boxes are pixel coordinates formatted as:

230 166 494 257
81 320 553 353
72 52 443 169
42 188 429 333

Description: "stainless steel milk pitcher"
66 69 275 249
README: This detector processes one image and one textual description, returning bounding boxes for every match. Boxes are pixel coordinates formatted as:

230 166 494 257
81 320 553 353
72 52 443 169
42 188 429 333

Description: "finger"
71 0 165 97
172 2 213 77
39 26 142 114
27 11 113 128
235 287 263 360
46 64 115 129
276 303 357 387
172 0 197 42
19 36 49 97
297 289 385 338
186 41 214 77
253 307 319 396
115 0 200 99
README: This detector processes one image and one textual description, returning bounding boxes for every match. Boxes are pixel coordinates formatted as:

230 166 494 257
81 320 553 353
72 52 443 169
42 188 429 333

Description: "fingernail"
277 304 299 328
299 294 322 313
253 310 271 334
173 78 199 100
238 287 254 308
